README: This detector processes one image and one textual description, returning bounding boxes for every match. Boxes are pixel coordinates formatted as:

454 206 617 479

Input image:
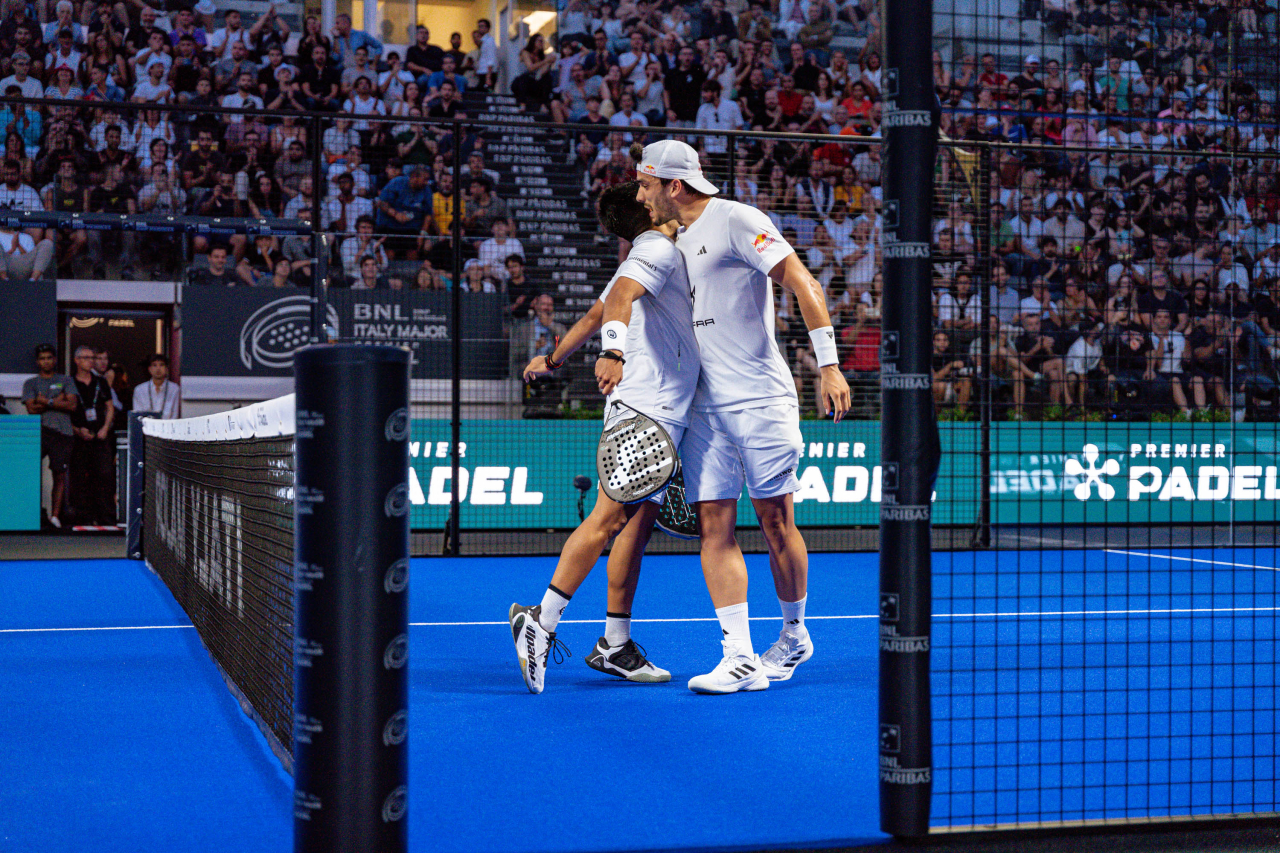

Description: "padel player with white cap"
509 181 699 694
635 139 851 694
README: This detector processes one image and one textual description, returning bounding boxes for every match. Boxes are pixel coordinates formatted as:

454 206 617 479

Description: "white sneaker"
509 603 568 694
687 642 770 694
759 626 814 682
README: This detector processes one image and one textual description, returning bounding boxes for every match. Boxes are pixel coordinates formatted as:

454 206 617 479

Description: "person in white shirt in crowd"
0 216 53 280
207 9 252 60
617 31 656 90
608 91 649 142
379 52 416 102
1064 322 1106 406
340 215 389 281
695 79 744 177
477 218 524 282
634 139 850 694
473 19 499 89
344 76 388 138
0 159 47 244
340 45 379 96
220 72 262 111
132 354 181 419
131 29 173 81
1149 308 1190 415
0 53 43 99
326 144 374 197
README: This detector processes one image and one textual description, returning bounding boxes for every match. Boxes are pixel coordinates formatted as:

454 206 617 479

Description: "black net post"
125 410 155 560
879 0 939 837
448 118 463 557
292 344 411 853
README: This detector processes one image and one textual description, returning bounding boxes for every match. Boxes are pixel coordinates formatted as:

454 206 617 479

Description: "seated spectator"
477 218 523 281
506 254 538 319
208 8 252 61
352 254 403 290
1149 307 1191 415
324 172 375 237
298 44 342 110
511 293 566 367
0 53 42 99
167 8 207 52
343 76 388 140
193 171 248 260
932 331 973 410
322 118 360 163
0 218 53 281
221 72 263 113
340 45 378 96
282 175 315 220
247 173 284 218
461 176 508 237
214 40 258 95
512 33 556 110
406 26 445 86
340 216 389 281
237 234 284 285
376 163 433 253
380 52 416 102
191 245 239 286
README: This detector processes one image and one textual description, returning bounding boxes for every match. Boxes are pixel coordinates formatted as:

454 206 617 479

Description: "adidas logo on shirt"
697 246 707 255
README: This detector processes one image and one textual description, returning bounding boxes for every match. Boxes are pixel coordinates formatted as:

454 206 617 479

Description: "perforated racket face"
597 405 677 503
656 469 699 539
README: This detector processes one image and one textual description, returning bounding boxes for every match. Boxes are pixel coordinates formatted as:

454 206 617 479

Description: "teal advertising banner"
0 417 42 531
408 421 1280 531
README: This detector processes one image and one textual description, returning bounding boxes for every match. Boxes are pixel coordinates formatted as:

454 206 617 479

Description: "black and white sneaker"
759 626 813 682
585 638 671 683
509 603 570 694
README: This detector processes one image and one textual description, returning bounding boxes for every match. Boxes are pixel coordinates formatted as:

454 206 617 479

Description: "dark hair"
34 343 55 358
505 253 524 266
148 353 169 366
598 181 651 243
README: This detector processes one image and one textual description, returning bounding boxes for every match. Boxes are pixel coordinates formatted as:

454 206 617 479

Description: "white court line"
1104 549 1280 572
0 624 193 634
7 603 1279 633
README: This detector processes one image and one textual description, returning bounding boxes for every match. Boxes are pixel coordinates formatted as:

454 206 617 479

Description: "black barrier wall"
292 345 410 853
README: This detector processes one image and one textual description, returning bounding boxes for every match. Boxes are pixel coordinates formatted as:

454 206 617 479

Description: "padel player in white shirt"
510 180 699 693
635 139 851 694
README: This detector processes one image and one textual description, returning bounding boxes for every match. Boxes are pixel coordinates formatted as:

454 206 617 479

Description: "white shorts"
682 403 803 504
601 406 686 505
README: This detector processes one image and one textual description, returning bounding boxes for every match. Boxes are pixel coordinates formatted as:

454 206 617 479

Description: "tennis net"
141 395 296 769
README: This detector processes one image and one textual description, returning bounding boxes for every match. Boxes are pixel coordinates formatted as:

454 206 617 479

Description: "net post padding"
292 345 410 853
879 0 940 837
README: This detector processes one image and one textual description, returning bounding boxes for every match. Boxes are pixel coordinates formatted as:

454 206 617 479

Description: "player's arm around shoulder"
769 251 852 421
523 299 605 383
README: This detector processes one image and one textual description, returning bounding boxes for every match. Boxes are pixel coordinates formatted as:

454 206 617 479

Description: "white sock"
714 602 753 658
604 612 631 646
780 596 807 634
538 585 571 632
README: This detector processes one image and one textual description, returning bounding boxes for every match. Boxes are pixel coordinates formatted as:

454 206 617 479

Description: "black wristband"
597 350 626 364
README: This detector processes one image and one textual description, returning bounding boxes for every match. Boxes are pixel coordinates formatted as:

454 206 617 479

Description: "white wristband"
809 326 839 367
600 320 628 354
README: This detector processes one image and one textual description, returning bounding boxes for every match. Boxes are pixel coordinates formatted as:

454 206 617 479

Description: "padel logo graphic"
240 296 341 369
1063 444 1120 500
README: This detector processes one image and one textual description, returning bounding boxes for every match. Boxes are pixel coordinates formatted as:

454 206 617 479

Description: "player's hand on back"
820 365 851 423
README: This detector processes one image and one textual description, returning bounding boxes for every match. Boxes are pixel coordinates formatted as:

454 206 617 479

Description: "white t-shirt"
133 379 181 419
0 230 36 253
678 197 797 412
600 229 699 426
0 184 43 212
1150 330 1185 374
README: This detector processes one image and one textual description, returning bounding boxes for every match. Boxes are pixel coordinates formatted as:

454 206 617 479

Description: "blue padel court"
1 547 1275 851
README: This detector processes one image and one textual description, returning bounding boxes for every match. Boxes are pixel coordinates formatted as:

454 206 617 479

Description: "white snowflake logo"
1064 444 1120 501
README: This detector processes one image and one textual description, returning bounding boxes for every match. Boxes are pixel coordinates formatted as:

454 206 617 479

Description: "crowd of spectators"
2 0 1280 419
524 0 1280 419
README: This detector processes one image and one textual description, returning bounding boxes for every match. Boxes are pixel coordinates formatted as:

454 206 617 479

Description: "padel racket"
597 401 679 504
655 468 699 539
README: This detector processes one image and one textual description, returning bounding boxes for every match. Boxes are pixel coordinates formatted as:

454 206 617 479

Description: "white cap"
194 0 217 15
1024 54 1040 65
636 140 719 196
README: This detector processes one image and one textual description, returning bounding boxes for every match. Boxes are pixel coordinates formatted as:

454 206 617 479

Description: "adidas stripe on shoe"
585 638 671 683
759 627 813 682
687 642 770 694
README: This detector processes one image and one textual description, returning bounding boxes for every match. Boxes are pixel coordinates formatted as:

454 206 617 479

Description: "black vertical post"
879 0 939 837
293 344 411 853
125 410 153 560
310 114 326 343
448 118 463 556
